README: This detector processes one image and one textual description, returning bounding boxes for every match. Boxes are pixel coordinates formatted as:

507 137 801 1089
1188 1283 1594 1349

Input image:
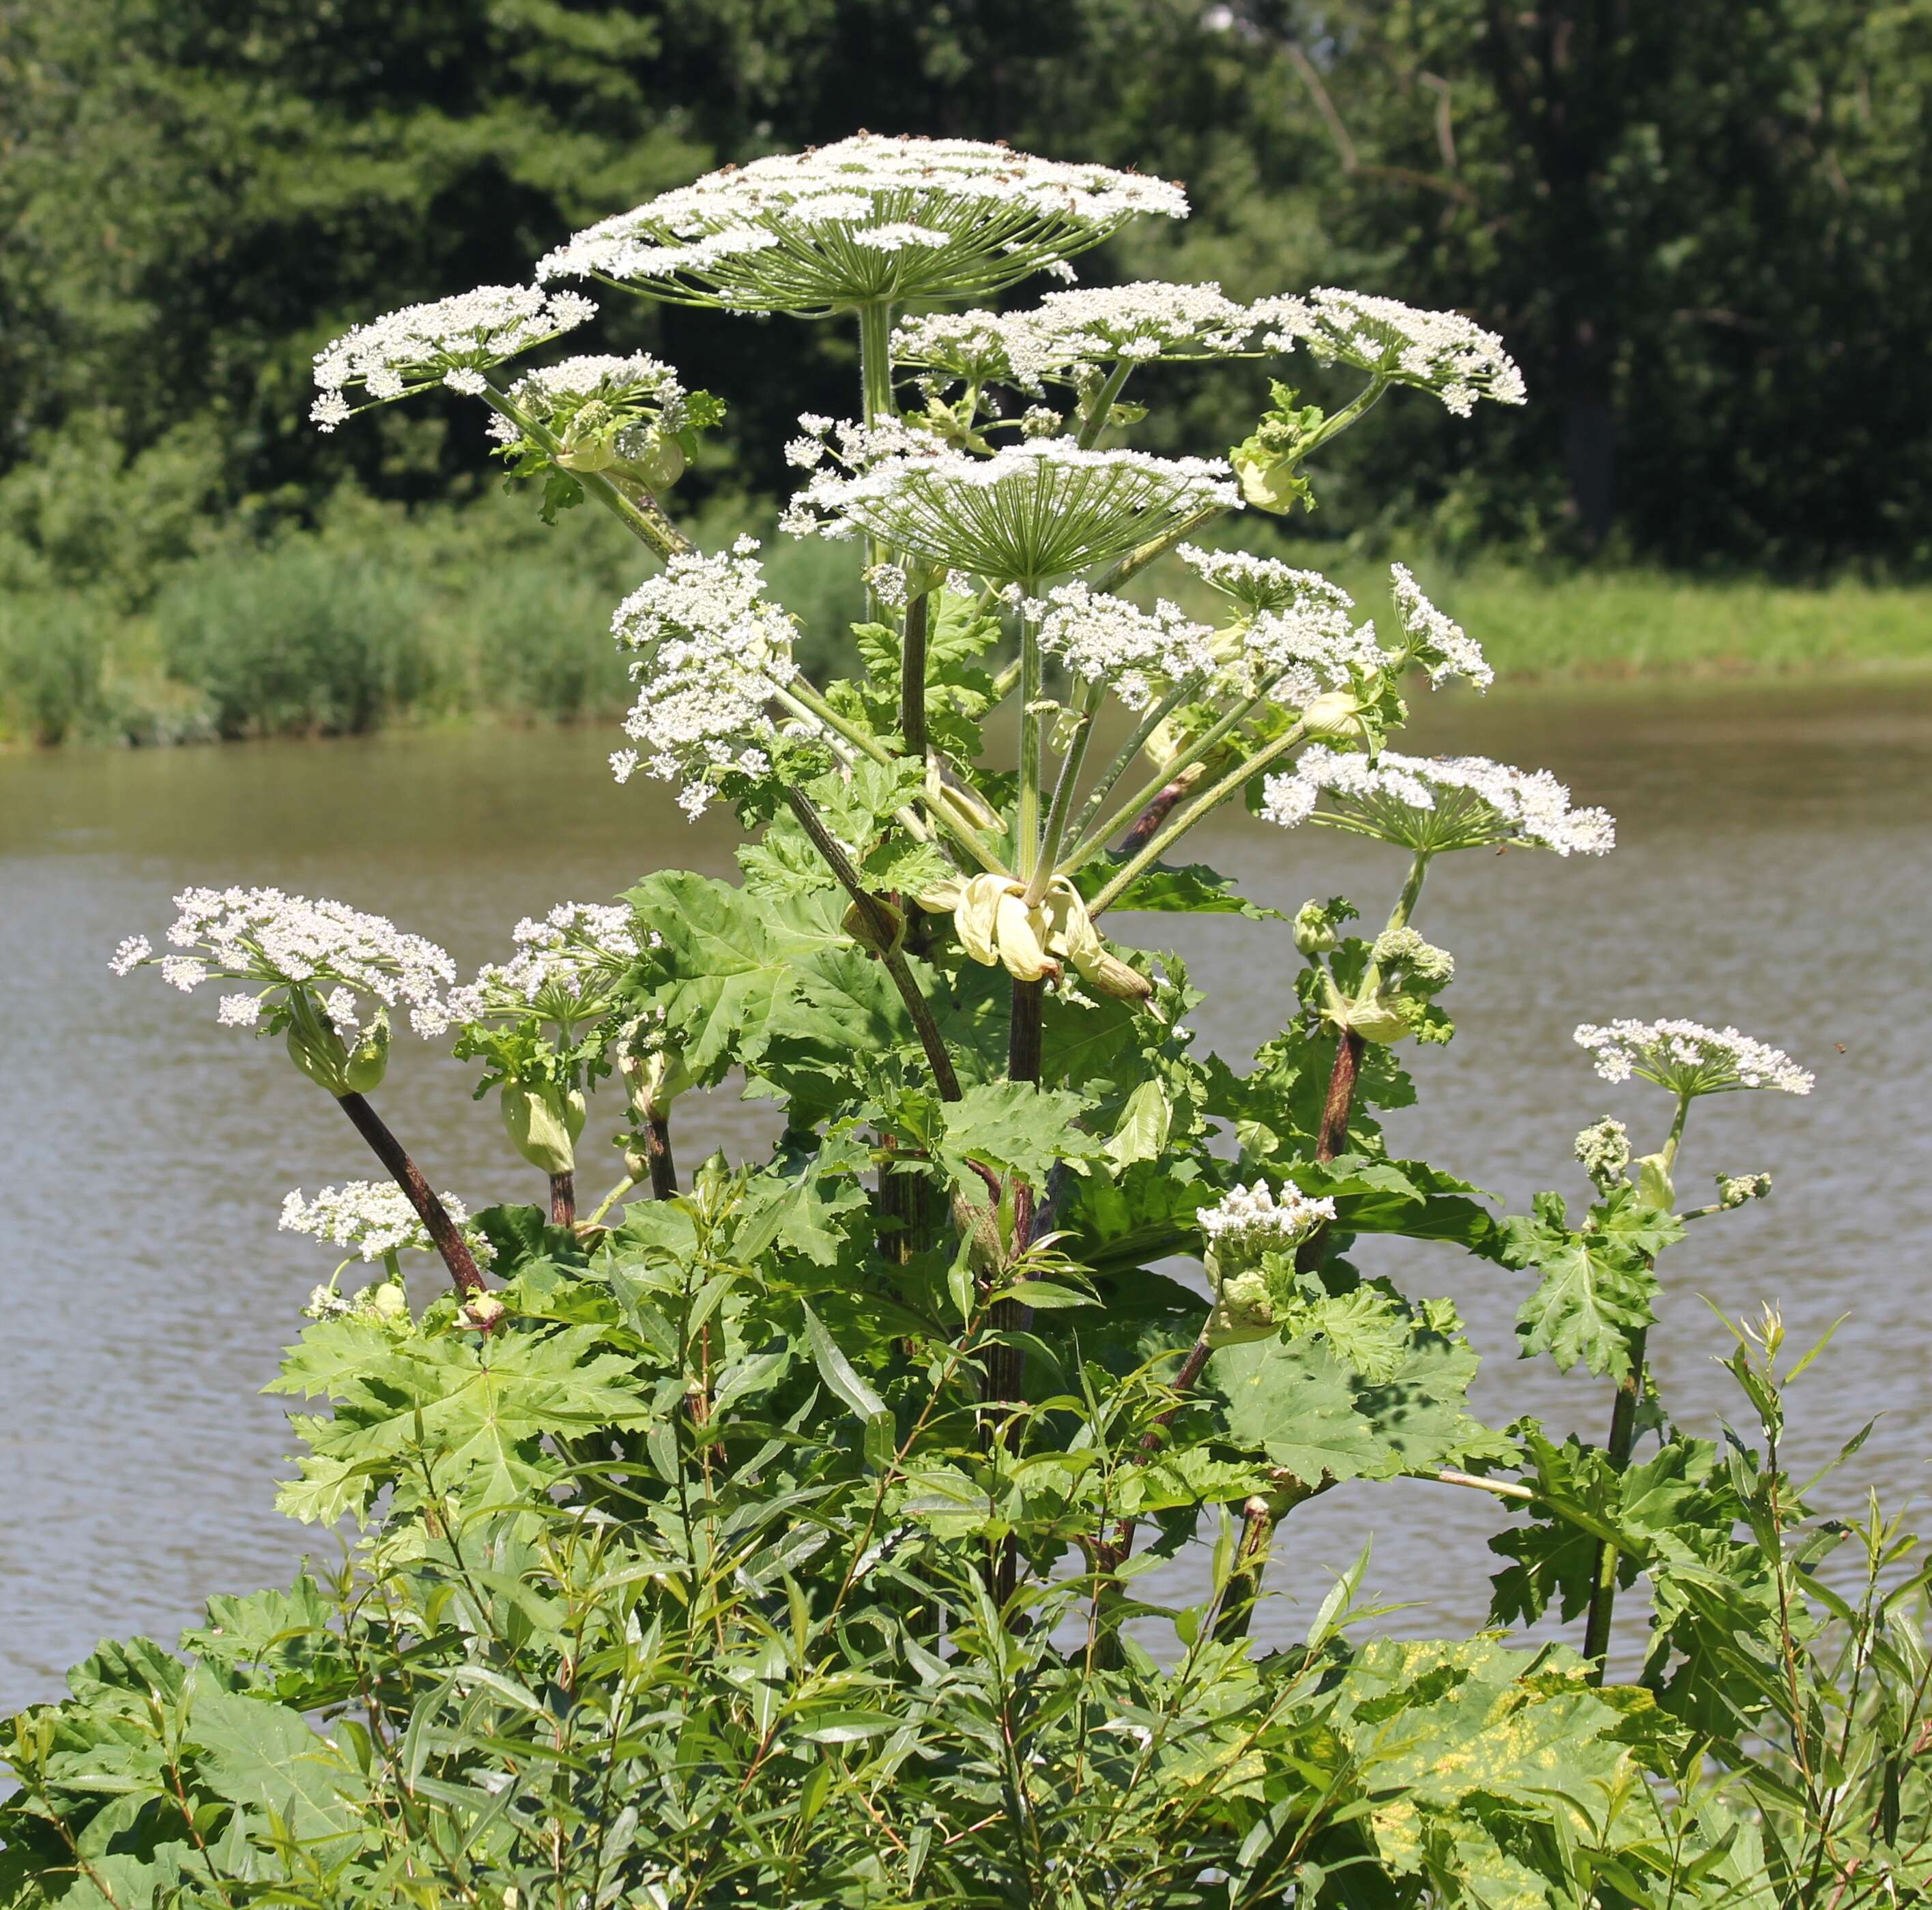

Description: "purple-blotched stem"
335 1092 488 1300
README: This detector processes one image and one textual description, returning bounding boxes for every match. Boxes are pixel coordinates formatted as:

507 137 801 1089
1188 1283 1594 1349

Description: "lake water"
3 676 1929 1709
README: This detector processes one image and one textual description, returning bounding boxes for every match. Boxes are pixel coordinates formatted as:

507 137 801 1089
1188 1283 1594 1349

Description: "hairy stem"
900 588 930 759
985 975 1046 1604
1582 1093 1691 1679
784 787 962 1102
645 1112 679 1200
1015 607 1043 882
1114 773 1199 857
549 1170 576 1229
585 1175 637 1228
1064 683 1194 848
335 1093 487 1300
1208 1496 1277 1645
1582 1327 1648 1678
1065 666 1292 876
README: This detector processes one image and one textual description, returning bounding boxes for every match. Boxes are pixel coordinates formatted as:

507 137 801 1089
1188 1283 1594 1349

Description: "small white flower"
1388 565 1491 690
109 935 152 976
1573 1020 1813 1098
121 887 456 1033
449 903 640 1026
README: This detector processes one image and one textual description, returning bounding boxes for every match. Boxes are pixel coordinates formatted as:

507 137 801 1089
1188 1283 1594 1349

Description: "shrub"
154 539 431 738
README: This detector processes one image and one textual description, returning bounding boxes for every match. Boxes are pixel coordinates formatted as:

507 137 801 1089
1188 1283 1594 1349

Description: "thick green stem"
858 301 897 623
1015 607 1043 883
1022 689 1099 906
1065 683 1194 848
985 976 1046 1604
1582 1328 1648 1679
858 300 896 422
1063 666 1291 873
480 387 689 560
1075 362 1134 450
1088 718 1310 916
1582 1091 1692 1681
585 1175 637 1228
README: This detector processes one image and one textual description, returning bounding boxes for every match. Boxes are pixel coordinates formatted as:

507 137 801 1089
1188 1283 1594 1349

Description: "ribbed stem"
549 1171 575 1228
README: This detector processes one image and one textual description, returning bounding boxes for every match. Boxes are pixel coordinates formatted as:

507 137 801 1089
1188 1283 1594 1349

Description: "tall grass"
1 492 1924 747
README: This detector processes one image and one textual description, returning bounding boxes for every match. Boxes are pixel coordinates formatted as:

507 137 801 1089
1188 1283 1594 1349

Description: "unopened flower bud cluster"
1196 1180 1337 1262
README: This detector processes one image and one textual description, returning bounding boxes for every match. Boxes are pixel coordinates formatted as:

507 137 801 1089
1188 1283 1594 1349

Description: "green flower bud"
500 1080 586 1175
286 1000 390 1096
1634 1151 1676 1211
1299 691 1370 745
1716 1171 1773 1209
622 429 687 491
1203 1255 1276 1348
1293 899 1339 956
369 1281 407 1320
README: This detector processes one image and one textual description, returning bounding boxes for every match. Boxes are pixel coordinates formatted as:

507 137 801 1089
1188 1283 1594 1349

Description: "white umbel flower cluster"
310 285 597 430
783 442 1237 583
281 1183 495 1265
1258 289 1525 416
781 411 944 474
1010 280 1258 365
1030 583 1215 709
1387 565 1493 690
890 310 1054 395
1196 1181 1338 1260
446 903 643 1026
1179 544 1352 618
115 887 457 1036
1574 1020 1814 1097
1260 747 1617 857
609 538 798 816
484 352 689 445
1234 601 1386 710
536 135 1188 316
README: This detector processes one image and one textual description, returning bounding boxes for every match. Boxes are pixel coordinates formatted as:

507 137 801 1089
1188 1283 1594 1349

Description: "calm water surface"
3 678 1929 1709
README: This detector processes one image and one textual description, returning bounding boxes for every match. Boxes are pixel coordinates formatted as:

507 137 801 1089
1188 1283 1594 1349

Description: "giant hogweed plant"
5 136 1923 1909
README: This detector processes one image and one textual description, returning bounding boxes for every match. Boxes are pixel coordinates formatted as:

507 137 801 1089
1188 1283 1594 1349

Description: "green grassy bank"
3 493 1926 747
